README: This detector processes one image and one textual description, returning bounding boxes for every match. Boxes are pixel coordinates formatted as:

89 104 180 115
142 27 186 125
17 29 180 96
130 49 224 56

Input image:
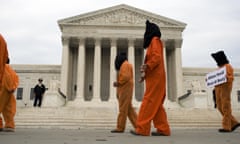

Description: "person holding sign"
211 50 240 132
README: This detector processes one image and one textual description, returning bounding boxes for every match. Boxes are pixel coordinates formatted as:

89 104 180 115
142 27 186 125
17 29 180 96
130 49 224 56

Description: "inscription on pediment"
68 9 176 26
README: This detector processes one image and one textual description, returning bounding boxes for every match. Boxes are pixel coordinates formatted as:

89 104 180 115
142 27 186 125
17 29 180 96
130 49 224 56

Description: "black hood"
211 50 229 66
115 53 127 71
143 20 161 49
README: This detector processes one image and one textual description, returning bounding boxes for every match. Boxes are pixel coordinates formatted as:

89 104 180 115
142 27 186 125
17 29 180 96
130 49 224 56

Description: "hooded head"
211 50 229 67
38 78 43 83
143 20 161 49
115 52 127 71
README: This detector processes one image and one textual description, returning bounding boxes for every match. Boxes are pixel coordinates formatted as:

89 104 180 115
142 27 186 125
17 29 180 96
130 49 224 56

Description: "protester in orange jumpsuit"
130 20 170 136
0 58 19 132
211 51 240 132
0 34 9 87
0 34 9 132
111 53 137 133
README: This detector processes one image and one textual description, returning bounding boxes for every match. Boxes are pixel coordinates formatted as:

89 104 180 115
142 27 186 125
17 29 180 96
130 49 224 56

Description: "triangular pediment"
58 4 186 28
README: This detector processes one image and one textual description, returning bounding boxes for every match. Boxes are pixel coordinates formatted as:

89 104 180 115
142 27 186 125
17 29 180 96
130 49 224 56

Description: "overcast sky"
1 0 240 68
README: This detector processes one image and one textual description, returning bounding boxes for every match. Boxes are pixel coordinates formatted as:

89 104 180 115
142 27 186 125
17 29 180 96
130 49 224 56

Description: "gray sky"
1 0 240 68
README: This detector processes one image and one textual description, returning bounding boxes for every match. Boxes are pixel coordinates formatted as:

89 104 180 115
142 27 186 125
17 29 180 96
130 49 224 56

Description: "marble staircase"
14 107 240 129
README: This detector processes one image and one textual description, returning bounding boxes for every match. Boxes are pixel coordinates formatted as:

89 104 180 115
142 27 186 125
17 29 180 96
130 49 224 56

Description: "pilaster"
60 37 70 97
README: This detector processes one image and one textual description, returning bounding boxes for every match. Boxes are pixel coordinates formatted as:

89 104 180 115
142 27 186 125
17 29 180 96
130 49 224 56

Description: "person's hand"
138 76 144 83
140 64 147 72
113 82 119 87
8 89 15 93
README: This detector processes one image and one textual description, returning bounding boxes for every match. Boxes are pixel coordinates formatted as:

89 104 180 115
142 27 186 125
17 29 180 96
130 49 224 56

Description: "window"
16 88 23 100
30 88 34 100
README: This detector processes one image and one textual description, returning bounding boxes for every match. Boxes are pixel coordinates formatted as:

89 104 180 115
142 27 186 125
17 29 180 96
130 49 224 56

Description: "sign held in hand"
206 67 227 88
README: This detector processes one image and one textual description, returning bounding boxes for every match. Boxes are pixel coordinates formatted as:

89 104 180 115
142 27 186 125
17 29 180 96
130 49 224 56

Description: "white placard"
206 66 227 88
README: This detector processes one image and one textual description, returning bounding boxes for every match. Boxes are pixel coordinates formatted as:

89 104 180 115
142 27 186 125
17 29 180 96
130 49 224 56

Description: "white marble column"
174 40 183 101
75 38 85 103
163 42 168 98
60 37 69 97
93 38 101 102
109 38 117 103
128 39 137 105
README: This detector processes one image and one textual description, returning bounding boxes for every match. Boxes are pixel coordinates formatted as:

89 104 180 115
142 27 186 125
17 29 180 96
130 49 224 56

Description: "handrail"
58 88 67 99
178 91 192 101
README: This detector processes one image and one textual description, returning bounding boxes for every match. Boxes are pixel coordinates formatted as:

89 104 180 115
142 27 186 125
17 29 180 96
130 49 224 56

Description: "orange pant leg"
153 104 170 135
2 94 16 128
117 92 136 131
0 115 3 129
215 85 239 130
127 103 137 128
136 77 170 136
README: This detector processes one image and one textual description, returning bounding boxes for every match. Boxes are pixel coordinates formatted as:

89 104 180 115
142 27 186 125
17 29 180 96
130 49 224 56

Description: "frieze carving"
69 9 177 26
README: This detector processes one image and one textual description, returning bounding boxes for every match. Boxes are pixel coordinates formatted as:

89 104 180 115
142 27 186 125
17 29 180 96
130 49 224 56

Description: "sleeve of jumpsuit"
3 65 19 92
145 37 161 71
118 62 131 86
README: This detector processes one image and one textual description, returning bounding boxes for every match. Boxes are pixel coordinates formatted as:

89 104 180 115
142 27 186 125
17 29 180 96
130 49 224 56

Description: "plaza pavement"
0 127 239 144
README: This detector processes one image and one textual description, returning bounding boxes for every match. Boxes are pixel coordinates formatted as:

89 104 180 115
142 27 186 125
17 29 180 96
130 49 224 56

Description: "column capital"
61 36 70 45
78 38 86 46
174 39 183 48
94 37 101 46
128 38 135 46
110 38 117 46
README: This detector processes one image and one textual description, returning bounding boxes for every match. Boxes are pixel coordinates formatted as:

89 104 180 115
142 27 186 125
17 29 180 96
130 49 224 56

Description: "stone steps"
14 107 240 129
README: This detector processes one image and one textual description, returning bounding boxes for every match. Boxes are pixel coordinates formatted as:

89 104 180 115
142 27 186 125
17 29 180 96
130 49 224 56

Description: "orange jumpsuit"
215 64 239 131
0 34 9 87
0 34 9 130
0 64 19 129
135 37 170 136
115 61 137 131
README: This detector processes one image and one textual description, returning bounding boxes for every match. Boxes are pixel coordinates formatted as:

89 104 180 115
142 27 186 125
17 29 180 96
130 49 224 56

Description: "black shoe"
218 129 232 133
110 129 124 133
151 132 168 136
130 130 142 136
231 123 240 132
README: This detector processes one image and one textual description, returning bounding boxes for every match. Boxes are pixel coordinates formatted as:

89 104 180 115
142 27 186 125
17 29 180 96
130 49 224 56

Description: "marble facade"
10 4 240 110
57 4 186 106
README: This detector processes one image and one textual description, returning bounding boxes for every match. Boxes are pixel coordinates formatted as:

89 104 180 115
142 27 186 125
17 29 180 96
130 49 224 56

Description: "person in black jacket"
33 78 46 107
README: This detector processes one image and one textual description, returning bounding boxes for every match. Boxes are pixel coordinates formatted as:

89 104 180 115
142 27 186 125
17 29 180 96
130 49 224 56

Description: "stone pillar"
93 38 101 102
60 37 69 97
76 38 85 103
109 38 117 103
162 42 167 96
174 39 183 100
128 38 135 99
128 38 139 107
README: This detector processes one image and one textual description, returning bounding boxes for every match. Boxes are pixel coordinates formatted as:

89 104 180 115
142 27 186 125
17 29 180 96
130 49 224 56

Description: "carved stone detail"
69 9 177 26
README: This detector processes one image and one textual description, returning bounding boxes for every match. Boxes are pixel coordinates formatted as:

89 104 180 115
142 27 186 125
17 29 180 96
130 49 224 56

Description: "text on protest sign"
206 66 227 88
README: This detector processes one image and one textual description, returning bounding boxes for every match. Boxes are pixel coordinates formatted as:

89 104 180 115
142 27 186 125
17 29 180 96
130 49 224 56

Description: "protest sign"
206 66 227 88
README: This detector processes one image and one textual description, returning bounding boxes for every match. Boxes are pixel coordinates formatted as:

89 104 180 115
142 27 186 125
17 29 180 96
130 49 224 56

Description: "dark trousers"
33 95 42 107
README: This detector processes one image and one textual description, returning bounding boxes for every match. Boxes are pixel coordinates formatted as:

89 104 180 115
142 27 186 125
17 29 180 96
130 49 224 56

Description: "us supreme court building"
13 4 240 109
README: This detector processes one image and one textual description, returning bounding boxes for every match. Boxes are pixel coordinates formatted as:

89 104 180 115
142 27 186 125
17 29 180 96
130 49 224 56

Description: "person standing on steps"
33 78 46 107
